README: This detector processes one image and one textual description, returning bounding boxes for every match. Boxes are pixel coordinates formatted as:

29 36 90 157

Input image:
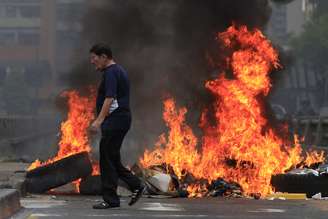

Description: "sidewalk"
0 162 29 219
0 189 21 219
0 162 29 195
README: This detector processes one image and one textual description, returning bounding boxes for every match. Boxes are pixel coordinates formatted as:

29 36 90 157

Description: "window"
0 65 6 85
57 31 80 46
19 5 40 18
18 32 39 45
0 1 41 18
0 28 40 46
17 28 40 45
0 31 16 46
5 5 17 17
56 3 85 21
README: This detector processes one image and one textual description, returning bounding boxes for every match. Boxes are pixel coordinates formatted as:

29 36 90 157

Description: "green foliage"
271 0 294 4
291 11 328 72
310 0 328 18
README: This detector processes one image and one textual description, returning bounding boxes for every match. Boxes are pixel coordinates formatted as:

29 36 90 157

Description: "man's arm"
97 97 114 123
91 69 117 132
91 97 113 130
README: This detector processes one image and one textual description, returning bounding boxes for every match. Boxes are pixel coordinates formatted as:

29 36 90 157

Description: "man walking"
89 43 144 209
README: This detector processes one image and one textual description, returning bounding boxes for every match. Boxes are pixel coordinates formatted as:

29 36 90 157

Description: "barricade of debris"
24 152 328 200
271 162 328 198
25 153 245 199
130 163 244 199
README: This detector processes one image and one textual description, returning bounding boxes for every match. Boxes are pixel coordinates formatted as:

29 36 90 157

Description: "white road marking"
248 208 286 213
29 213 63 217
20 199 67 209
30 215 228 218
143 215 214 218
140 203 184 211
85 214 132 217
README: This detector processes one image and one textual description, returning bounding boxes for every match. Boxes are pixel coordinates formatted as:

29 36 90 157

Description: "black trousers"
99 129 141 204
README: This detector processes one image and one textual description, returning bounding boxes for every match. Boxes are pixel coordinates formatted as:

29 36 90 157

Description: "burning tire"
271 174 328 197
26 152 92 193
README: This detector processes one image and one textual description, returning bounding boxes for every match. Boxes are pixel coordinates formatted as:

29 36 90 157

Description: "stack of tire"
271 173 328 198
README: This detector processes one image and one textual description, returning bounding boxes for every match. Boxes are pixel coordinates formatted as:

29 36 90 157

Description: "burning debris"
140 164 244 199
25 25 326 199
140 25 326 198
28 90 97 172
27 90 99 193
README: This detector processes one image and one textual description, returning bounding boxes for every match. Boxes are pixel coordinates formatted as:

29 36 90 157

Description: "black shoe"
128 185 145 206
93 201 120 209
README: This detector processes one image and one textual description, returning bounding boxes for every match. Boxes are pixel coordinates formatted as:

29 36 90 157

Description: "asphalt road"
12 195 328 219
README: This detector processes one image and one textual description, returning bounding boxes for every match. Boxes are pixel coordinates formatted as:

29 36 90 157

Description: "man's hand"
89 120 101 134
89 97 112 134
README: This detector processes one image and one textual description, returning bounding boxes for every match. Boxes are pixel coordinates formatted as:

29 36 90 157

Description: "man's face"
90 53 108 71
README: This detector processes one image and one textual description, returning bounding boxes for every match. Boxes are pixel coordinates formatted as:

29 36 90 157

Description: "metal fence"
293 116 328 147
0 115 59 145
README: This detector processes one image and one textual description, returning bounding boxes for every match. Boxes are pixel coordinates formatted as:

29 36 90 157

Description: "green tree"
271 0 294 4
291 2 328 106
309 0 328 18
292 14 328 70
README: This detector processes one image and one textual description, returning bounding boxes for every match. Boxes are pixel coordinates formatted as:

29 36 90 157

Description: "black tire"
26 152 92 193
79 175 102 195
271 174 328 198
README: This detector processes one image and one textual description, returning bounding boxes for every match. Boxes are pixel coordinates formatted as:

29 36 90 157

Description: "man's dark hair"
89 43 113 59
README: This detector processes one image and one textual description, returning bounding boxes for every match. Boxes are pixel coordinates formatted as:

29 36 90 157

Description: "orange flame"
141 99 200 179
28 89 99 191
140 25 325 197
304 150 325 167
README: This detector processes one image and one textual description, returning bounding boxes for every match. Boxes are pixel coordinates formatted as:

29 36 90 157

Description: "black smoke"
62 0 290 161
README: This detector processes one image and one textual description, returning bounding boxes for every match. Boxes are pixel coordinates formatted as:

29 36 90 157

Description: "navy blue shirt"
96 64 131 131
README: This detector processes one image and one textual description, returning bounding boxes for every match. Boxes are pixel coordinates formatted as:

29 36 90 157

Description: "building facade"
0 0 86 115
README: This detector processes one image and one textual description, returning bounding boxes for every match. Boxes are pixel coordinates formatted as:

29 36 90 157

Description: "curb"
0 189 21 219
0 172 27 198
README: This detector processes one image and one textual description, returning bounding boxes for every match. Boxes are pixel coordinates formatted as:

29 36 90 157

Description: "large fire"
28 90 99 188
26 25 324 197
140 25 325 197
